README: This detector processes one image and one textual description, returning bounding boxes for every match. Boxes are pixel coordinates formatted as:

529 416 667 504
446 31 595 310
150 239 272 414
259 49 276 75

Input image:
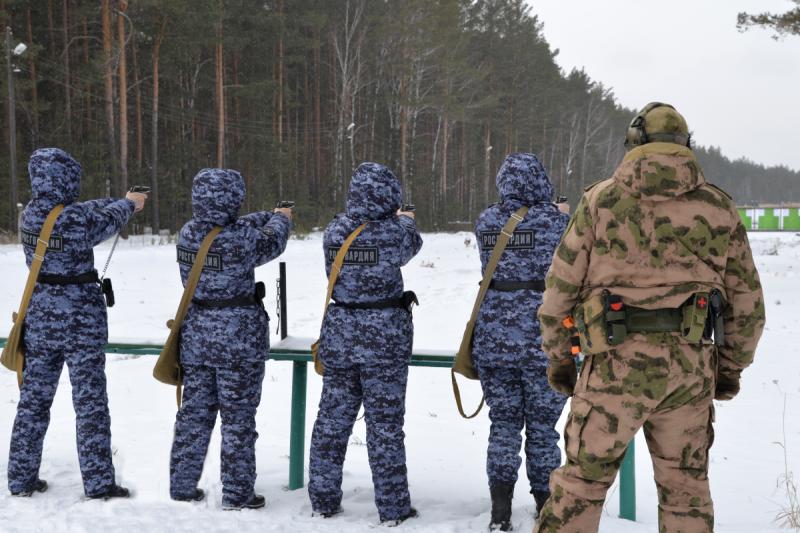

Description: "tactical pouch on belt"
681 292 710 343
574 292 626 354
575 290 713 352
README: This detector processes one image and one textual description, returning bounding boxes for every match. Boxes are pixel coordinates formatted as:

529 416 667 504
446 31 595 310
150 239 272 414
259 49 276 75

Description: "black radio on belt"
101 278 115 308
276 200 295 209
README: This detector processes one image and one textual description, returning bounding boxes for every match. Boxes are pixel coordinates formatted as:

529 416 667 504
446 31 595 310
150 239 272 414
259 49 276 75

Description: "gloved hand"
714 373 740 401
548 358 577 396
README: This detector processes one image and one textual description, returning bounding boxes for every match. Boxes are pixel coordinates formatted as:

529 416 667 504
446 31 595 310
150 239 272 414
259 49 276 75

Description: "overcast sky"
527 0 800 171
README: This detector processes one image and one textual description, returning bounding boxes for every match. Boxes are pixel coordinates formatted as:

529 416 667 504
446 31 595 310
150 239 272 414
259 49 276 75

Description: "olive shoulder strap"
2 205 64 386
13 205 65 330
452 206 529 418
311 223 368 375
321 223 368 318
166 226 222 407
172 227 223 329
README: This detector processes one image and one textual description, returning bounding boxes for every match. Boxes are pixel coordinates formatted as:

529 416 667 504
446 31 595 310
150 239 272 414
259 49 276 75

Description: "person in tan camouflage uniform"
533 102 766 533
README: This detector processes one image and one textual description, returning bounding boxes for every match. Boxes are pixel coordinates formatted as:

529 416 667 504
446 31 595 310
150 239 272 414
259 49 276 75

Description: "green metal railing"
0 335 637 521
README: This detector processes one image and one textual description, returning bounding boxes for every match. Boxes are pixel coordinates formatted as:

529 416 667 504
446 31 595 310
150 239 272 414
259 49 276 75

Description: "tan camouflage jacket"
539 142 765 380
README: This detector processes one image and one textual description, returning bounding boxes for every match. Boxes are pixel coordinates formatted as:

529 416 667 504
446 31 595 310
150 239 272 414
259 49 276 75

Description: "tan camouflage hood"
613 142 704 201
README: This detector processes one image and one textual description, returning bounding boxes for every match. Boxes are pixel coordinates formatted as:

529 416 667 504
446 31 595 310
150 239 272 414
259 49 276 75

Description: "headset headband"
624 102 691 150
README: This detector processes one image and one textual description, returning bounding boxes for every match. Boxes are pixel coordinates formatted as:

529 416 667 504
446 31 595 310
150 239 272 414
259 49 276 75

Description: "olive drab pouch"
452 206 528 419
154 226 221 408
574 293 612 354
574 290 630 354
1 205 64 388
311 223 368 376
682 292 710 343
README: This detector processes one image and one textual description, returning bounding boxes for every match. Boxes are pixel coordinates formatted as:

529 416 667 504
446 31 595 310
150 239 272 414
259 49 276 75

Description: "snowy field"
0 231 798 533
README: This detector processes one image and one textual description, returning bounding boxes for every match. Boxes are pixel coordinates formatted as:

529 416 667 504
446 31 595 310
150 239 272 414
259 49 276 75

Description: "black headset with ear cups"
624 102 692 150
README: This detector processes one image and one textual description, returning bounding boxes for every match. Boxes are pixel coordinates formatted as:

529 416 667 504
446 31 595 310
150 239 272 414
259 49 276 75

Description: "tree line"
1 0 798 234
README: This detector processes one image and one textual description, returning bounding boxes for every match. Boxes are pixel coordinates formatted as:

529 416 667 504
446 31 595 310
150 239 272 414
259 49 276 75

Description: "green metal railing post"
288 360 307 490
278 262 307 490
619 438 636 521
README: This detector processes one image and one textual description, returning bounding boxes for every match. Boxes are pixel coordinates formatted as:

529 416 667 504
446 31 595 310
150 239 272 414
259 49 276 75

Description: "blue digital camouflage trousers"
170 362 265 507
8 346 115 497
477 363 567 491
308 363 411 522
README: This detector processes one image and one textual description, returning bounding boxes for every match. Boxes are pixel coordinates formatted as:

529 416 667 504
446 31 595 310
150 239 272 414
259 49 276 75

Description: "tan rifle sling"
1 205 65 387
451 206 529 419
310 223 368 376
153 226 222 407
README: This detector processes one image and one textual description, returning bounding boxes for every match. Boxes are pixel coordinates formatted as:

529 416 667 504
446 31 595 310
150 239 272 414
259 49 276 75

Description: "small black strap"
332 297 405 310
192 282 266 309
487 279 546 292
37 270 99 285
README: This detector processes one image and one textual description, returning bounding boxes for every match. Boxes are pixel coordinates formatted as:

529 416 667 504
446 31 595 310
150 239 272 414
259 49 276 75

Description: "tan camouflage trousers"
534 337 716 533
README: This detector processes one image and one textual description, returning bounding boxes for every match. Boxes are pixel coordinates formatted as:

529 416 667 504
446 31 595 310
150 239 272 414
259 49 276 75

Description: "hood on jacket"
29 148 82 206
613 142 705 201
496 153 553 205
191 168 245 225
345 162 402 220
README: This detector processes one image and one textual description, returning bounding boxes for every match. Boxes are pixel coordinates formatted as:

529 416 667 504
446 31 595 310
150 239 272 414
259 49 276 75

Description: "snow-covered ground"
0 231 798 533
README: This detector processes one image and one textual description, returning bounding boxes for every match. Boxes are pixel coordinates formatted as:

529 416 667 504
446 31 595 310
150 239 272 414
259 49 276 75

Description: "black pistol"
556 195 568 204
276 200 295 209
129 185 152 193
401 204 416 212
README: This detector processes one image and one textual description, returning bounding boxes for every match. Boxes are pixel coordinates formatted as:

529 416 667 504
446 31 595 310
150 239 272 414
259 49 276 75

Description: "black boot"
88 484 130 500
173 488 205 502
11 479 48 497
381 507 419 527
531 490 550 515
317 506 343 518
223 493 266 510
489 484 514 531
532 490 550 515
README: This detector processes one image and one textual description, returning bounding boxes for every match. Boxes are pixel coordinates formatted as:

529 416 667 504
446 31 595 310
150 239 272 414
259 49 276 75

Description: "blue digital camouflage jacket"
318 162 423 368
20 148 135 348
473 153 569 367
178 169 292 367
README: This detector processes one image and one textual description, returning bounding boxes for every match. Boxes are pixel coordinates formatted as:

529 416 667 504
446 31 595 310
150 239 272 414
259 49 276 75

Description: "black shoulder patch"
20 228 63 252
706 183 733 200
326 246 379 265
177 246 223 271
480 230 535 249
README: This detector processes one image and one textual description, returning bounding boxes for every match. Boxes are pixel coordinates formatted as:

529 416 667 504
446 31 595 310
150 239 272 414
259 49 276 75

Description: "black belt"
488 279 546 291
333 290 419 312
333 298 404 310
37 270 99 285
193 282 266 309
193 294 261 308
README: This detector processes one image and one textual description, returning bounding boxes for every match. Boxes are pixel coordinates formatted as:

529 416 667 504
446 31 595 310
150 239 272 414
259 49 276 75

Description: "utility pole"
6 26 19 233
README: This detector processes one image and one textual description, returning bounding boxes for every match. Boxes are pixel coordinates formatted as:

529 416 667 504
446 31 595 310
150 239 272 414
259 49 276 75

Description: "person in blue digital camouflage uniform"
308 162 422 526
169 168 292 510
8 147 147 499
472 153 569 531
